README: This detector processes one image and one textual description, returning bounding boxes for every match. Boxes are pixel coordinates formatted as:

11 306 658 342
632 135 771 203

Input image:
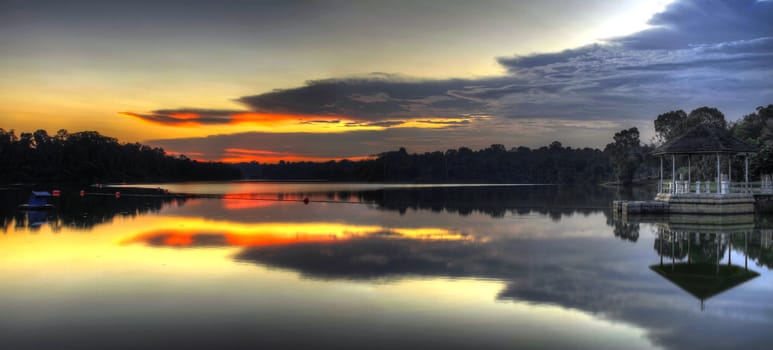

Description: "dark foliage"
731 105 773 176
240 143 613 184
0 129 241 184
653 124 757 155
654 107 727 144
604 127 642 184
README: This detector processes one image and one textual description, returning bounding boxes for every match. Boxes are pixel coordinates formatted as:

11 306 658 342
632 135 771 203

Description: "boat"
18 191 54 210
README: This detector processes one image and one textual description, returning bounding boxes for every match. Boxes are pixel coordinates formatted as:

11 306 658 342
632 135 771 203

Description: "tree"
654 107 728 144
654 110 687 143
687 107 726 130
0 129 241 183
732 105 773 176
605 127 642 184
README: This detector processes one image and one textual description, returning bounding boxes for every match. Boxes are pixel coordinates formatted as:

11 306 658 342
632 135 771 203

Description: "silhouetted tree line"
5 105 769 185
0 129 241 184
241 142 612 184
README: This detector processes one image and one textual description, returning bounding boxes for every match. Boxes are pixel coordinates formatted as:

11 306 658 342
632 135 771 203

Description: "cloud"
616 0 773 50
121 109 242 126
236 74 493 121
122 109 344 127
146 118 626 162
135 0 773 159
276 0 764 123
134 1 772 129
219 147 372 163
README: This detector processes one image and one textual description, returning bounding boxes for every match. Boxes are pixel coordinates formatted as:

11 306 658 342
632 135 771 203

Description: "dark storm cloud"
147 127 501 159
616 0 773 50
221 0 773 122
237 74 492 121
346 120 407 128
123 109 244 125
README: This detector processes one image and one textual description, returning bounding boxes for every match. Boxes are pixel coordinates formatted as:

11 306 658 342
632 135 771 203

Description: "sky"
1 0 772 163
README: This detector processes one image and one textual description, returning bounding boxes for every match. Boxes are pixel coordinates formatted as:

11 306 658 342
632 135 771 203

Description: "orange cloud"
122 110 353 128
220 148 372 164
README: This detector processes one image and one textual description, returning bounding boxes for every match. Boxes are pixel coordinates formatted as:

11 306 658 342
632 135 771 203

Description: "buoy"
115 191 121 198
79 190 85 197
303 197 309 205
52 190 61 197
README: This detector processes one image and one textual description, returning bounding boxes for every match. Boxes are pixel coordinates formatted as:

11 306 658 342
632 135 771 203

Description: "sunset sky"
1 0 772 163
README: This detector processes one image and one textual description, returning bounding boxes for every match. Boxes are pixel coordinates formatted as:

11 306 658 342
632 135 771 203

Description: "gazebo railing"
659 180 773 195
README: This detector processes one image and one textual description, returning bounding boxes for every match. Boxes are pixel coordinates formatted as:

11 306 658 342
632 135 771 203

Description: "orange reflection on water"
121 219 474 249
123 229 341 247
221 195 277 209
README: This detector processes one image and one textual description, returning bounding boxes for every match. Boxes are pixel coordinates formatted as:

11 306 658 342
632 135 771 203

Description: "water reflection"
121 210 773 349
1 188 185 232
124 222 472 249
124 182 654 219
3 185 773 349
650 218 761 310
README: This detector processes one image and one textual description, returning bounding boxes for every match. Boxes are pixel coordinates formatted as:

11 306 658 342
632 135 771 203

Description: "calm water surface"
2 183 772 349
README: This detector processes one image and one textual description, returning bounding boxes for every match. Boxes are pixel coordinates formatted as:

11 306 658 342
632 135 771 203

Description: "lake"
2 183 772 349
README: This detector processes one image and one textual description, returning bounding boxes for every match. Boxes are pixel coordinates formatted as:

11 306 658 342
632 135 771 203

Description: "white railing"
659 180 772 195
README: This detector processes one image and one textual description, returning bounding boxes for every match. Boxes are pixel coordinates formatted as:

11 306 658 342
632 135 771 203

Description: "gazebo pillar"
745 155 749 191
660 156 663 193
688 155 691 185
716 153 721 194
728 155 732 191
672 155 676 194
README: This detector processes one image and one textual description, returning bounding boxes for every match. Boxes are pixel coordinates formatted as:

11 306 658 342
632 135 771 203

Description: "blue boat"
18 191 54 210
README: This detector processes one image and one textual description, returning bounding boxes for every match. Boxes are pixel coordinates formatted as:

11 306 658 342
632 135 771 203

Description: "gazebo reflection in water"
648 215 767 310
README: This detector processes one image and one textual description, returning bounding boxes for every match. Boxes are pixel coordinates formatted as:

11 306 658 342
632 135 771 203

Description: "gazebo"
651 125 758 214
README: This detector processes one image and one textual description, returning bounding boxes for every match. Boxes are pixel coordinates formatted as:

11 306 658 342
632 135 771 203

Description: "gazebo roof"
650 264 759 301
652 124 758 155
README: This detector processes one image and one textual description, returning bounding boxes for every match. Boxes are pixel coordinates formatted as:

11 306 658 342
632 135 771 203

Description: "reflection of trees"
242 185 632 220
731 230 773 268
0 188 185 232
352 185 633 220
652 228 773 269
654 231 726 264
613 221 639 242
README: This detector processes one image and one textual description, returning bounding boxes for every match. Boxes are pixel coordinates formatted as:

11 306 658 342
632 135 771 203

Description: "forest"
0 129 241 184
240 143 611 184
2 104 771 185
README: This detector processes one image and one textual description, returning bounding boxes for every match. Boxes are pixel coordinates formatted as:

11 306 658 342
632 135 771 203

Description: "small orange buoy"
303 197 309 205
52 190 61 197
79 190 85 196
115 191 121 198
